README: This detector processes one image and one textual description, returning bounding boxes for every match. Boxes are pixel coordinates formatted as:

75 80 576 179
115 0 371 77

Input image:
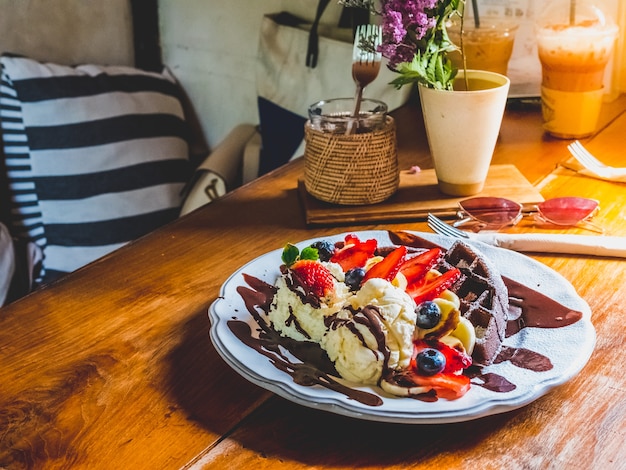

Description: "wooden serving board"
298 164 545 226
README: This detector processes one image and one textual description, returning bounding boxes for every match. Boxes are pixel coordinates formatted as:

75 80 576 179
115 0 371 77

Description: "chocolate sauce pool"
227 234 583 407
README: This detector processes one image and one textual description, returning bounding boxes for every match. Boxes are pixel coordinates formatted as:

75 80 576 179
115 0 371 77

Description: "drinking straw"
472 0 480 28
570 0 576 25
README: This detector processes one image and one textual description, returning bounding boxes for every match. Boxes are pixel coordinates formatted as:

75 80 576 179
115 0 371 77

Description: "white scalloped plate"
209 231 595 424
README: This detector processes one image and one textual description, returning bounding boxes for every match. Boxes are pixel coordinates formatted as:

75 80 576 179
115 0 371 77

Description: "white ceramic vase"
418 70 510 196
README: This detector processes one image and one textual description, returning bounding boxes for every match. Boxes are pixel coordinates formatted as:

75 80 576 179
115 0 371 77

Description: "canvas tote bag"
255 2 411 176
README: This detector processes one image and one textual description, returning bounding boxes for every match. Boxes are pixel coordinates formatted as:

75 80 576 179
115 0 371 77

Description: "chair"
0 0 254 304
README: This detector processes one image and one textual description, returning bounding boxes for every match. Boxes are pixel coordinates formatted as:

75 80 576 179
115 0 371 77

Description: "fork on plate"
567 140 626 181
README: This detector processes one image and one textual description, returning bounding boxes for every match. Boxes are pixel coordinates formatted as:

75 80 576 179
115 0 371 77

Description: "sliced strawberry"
290 260 335 298
331 248 370 272
409 339 471 399
439 342 472 373
407 268 461 304
362 245 407 284
412 339 471 374
330 234 377 271
410 371 471 399
343 234 364 246
399 248 442 286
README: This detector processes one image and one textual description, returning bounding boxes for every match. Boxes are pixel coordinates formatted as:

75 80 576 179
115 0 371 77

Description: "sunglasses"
454 196 602 232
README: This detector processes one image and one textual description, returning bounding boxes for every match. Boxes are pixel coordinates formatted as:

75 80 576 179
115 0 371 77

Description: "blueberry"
415 301 441 329
345 267 366 291
416 348 446 375
311 241 335 262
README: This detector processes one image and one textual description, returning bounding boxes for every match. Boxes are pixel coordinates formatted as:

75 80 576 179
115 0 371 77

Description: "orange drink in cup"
448 20 519 76
536 1 618 138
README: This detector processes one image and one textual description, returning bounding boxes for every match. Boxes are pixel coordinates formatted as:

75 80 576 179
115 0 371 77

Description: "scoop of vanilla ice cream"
320 307 385 384
349 278 417 370
267 269 350 343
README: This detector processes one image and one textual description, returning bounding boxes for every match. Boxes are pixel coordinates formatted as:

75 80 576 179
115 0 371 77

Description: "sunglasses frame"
453 196 602 233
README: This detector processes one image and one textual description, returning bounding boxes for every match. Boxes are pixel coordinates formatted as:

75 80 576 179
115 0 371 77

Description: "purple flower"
379 0 440 68
340 0 461 89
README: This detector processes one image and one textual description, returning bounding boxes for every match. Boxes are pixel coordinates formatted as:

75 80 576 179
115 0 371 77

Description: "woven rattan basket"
303 116 398 205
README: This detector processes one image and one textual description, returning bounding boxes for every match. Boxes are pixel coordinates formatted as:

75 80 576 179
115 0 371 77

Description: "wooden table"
2 95 626 469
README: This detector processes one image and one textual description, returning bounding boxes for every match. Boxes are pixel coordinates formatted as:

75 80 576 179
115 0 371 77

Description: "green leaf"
300 246 319 261
354 0 463 91
281 243 300 267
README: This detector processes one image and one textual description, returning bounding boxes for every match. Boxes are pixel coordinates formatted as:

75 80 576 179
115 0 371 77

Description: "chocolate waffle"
439 241 509 365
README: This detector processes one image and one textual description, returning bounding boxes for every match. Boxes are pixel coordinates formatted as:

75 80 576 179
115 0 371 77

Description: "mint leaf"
300 246 319 261
281 243 300 267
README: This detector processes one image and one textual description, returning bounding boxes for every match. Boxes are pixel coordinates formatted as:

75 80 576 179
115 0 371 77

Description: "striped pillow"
0 55 192 284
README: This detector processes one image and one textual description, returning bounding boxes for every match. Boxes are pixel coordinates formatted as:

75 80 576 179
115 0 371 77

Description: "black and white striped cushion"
0 55 192 283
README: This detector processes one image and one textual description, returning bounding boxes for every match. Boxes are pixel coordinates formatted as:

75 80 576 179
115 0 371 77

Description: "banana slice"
364 255 384 271
380 377 431 397
438 289 461 309
415 296 460 340
450 316 476 355
439 334 465 352
392 271 408 291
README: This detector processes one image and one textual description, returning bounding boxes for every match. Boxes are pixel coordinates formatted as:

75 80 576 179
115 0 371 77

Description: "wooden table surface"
2 95 626 470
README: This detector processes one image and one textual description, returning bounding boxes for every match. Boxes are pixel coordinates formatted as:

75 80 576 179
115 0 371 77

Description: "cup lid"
536 0 617 30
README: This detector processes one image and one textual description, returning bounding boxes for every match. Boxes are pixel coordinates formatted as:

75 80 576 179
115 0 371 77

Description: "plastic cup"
536 2 618 138
448 21 519 76
540 87 605 139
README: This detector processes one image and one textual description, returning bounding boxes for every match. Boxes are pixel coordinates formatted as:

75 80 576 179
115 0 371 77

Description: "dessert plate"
208 231 595 424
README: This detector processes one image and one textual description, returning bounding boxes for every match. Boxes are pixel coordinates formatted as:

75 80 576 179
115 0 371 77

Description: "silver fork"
427 213 626 257
567 140 626 180
427 213 470 239
346 24 382 135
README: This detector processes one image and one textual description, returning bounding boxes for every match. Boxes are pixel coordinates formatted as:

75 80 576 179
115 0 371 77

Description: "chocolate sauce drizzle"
228 234 584 407
326 305 390 369
234 276 383 406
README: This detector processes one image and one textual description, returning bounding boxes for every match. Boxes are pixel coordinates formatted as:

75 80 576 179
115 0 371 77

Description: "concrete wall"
158 0 346 151
0 0 134 66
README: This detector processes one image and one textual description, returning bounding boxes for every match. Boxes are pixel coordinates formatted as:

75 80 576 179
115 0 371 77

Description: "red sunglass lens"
459 197 522 225
537 197 599 225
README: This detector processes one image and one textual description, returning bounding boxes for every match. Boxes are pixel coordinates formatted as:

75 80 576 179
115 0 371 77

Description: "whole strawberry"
290 259 335 299
281 242 336 299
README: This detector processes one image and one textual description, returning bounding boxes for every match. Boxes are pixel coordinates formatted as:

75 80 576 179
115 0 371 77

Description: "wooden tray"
298 164 544 226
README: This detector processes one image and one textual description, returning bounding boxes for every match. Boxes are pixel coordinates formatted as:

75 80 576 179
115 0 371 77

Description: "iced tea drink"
448 22 518 76
537 20 618 138
537 21 617 92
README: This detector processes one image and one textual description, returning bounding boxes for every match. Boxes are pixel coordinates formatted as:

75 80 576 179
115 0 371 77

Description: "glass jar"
307 98 388 134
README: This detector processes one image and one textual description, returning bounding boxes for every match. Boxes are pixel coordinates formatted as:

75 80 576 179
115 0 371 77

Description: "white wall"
0 0 134 66
158 0 345 151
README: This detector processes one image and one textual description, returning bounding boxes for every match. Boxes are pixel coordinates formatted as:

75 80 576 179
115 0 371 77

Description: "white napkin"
576 168 626 183
467 232 626 258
